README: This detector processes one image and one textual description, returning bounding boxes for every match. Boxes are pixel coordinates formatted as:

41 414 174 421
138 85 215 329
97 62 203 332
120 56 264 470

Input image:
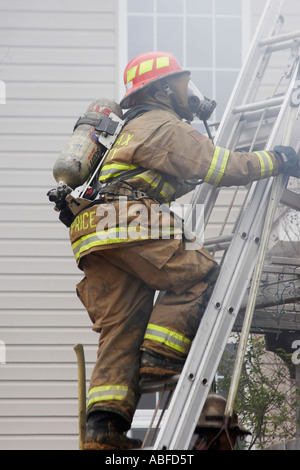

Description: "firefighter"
189 393 251 450
67 51 299 450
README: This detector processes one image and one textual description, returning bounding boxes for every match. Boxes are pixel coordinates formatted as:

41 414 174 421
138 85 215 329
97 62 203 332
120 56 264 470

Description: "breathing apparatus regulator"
187 80 217 139
187 80 217 122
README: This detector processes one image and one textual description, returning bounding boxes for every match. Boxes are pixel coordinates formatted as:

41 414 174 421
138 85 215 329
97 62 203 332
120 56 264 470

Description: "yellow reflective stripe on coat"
254 151 274 178
87 385 135 408
99 163 139 182
134 170 176 202
99 164 176 203
72 225 183 261
144 323 191 355
204 146 230 187
72 226 148 260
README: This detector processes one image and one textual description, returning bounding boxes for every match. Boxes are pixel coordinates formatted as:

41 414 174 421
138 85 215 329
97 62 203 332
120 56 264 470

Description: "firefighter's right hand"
273 145 300 177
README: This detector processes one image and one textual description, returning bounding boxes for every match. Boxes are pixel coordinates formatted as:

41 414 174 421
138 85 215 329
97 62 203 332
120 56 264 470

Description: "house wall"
0 0 120 450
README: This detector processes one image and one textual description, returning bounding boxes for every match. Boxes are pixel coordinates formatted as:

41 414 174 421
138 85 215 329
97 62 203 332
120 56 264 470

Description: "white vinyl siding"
0 0 119 450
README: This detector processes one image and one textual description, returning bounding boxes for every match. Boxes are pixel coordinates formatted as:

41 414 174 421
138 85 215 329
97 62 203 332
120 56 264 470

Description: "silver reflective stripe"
72 231 122 260
144 323 191 355
204 146 230 187
87 385 134 408
254 150 274 178
72 226 149 261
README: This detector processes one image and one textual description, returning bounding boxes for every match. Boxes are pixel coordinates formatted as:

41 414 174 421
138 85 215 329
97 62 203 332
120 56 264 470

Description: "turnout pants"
76 238 218 429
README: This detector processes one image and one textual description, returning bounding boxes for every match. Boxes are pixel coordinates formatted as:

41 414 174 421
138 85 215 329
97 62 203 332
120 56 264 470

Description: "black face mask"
187 81 217 121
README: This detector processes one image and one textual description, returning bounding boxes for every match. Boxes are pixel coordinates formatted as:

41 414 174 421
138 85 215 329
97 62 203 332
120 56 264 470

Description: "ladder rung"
140 376 179 394
204 235 233 246
280 188 300 211
270 256 300 266
240 105 281 122
263 265 300 275
267 39 300 53
259 30 300 47
233 96 284 115
204 235 233 253
205 241 230 253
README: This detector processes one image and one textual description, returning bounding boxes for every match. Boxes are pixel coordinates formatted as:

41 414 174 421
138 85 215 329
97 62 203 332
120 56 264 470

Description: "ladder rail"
153 177 276 449
214 0 285 144
154 107 298 451
225 70 300 418
185 0 286 240
152 0 300 449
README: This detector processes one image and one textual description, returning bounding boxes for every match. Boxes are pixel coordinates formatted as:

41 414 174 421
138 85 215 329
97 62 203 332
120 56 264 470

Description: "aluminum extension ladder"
143 0 300 450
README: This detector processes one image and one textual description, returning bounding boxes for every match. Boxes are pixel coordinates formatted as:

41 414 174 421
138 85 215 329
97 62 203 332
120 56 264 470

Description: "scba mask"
187 81 217 121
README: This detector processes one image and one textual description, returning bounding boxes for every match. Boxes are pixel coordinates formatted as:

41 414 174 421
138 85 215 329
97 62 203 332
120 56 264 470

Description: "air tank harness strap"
97 168 149 202
73 114 119 136
97 184 148 202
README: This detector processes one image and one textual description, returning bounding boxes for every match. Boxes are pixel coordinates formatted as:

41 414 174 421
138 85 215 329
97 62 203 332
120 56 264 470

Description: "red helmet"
120 51 188 108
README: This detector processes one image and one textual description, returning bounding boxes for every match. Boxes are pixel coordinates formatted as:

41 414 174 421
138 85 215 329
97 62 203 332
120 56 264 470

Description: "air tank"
53 98 123 188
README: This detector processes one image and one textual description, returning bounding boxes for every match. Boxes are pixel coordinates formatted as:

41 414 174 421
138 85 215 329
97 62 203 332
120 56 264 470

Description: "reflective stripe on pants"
144 323 191 355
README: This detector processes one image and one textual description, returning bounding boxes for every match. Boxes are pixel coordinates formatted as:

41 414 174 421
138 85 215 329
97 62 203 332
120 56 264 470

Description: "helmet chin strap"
161 78 182 116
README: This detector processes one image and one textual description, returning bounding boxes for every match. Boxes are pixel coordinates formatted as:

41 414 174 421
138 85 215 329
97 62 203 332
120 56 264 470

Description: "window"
127 0 244 122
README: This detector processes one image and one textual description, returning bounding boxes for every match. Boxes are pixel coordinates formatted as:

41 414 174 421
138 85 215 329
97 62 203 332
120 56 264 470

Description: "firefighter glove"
273 145 300 177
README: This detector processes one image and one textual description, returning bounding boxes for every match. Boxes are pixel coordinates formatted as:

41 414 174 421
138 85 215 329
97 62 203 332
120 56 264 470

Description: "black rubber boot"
84 411 142 450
